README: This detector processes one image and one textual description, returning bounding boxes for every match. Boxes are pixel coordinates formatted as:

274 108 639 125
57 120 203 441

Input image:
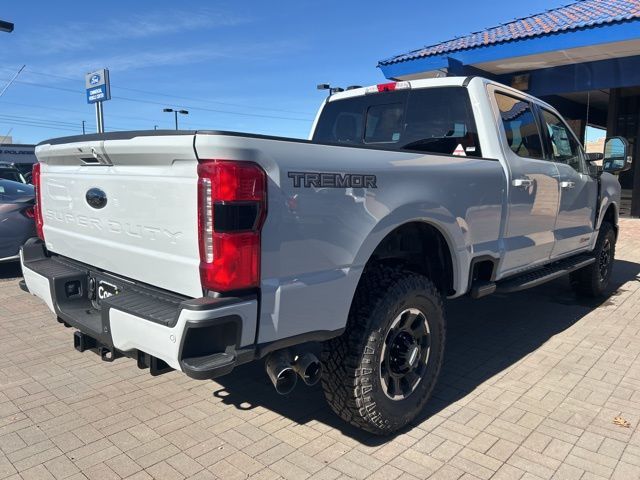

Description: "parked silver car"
0 179 36 262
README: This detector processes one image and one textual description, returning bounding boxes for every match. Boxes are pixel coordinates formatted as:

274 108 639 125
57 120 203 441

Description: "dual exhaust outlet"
265 350 321 395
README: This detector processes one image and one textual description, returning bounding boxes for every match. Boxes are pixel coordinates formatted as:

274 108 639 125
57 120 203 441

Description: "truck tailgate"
36 133 202 298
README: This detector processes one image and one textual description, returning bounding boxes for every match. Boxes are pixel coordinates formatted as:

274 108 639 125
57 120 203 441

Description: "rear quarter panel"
196 134 506 344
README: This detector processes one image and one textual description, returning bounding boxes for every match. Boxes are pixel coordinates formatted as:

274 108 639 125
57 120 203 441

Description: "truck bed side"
195 133 506 345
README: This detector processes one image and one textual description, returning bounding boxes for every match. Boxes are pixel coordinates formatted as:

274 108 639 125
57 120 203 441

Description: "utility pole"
82 120 86 135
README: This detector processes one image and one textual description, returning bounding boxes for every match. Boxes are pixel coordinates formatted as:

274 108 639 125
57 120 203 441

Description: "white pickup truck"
20 76 631 434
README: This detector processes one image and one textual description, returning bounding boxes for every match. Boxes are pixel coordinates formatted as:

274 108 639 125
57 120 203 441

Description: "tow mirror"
603 136 632 174
585 152 604 163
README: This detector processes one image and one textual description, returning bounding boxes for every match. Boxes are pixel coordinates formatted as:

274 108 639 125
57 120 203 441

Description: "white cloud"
35 40 303 78
22 8 248 55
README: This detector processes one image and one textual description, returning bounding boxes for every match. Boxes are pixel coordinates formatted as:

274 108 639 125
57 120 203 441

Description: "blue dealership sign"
85 68 111 104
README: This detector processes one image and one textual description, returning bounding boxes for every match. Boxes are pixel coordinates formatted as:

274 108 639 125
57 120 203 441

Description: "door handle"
560 181 575 189
512 178 533 188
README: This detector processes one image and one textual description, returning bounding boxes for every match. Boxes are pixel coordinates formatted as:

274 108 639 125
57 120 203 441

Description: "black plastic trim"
467 254 499 297
496 255 595 293
213 202 260 232
180 295 256 311
178 314 244 379
37 130 196 146
255 328 345 359
179 326 346 380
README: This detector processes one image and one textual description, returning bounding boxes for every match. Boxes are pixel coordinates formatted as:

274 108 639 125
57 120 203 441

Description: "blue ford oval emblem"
86 188 107 209
89 74 101 85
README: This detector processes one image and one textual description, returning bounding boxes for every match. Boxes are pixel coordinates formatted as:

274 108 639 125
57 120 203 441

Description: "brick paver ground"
2 219 640 480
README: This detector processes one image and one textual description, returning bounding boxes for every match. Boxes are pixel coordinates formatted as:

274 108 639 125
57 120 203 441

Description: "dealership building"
378 0 640 216
0 142 36 165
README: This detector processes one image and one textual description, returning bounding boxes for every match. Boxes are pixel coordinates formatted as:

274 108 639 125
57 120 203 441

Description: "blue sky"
1 0 562 144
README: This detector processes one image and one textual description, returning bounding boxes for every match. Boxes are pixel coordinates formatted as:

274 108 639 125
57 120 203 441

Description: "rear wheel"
571 222 616 297
321 266 445 435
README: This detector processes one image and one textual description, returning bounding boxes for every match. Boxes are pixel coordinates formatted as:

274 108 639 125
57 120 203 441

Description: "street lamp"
0 20 14 33
163 108 188 130
317 84 344 97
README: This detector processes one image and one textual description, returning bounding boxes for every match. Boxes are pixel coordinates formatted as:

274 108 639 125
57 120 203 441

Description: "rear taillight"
22 206 35 219
32 163 44 240
197 160 266 292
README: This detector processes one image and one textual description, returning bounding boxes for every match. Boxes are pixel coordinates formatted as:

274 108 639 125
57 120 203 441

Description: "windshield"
0 168 23 183
313 86 482 157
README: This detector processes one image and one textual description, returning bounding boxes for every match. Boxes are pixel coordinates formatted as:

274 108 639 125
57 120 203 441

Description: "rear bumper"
20 238 258 379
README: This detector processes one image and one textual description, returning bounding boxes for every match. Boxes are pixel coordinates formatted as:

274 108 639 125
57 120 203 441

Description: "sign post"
85 69 111 133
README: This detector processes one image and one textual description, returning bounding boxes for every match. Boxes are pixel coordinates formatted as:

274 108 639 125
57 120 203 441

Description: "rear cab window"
313 86 483 157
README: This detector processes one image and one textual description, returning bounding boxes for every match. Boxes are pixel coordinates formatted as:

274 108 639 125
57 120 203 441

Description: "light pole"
317 83 344 97
0 20 14 33
163 108 188 130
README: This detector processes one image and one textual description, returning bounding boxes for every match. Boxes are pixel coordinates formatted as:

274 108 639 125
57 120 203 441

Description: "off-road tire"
321 266 445 435
570 222 616 297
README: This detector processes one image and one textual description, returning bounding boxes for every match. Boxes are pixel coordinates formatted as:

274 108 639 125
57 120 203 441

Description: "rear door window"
494 92 544 160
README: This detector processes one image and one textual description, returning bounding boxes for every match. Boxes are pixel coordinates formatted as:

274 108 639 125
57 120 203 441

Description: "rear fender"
351 203 469 298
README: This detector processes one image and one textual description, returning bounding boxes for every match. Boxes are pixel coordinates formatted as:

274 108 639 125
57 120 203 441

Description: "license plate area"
98 280 120 301
89 273 124 308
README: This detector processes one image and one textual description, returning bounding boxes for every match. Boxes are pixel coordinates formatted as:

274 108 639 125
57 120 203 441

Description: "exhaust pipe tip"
265 350 298 395
293 352 322 386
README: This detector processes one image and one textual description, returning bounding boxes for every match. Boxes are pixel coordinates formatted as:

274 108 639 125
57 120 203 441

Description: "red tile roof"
378 0 640 66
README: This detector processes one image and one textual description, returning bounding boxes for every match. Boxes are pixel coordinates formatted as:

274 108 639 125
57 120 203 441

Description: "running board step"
495 255 595 294
180 352 236 380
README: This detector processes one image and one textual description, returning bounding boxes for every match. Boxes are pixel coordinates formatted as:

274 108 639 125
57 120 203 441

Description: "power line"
0 114 92 129
1 77 313 122
0 65 25 98
0 98 171 125
0 66 313 116
0 120 79 133
114 95 312 122
0 112 134 132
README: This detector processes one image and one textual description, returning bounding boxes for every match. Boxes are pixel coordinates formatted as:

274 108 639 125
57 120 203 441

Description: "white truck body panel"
35 135 202 297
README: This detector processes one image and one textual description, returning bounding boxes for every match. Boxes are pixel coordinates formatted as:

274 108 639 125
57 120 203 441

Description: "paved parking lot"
1 219 640 480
